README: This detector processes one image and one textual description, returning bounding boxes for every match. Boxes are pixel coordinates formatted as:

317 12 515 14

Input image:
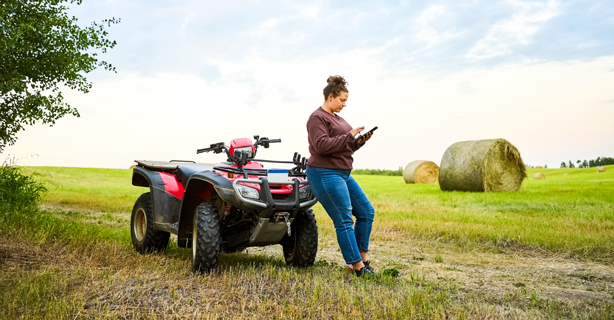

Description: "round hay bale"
597 166 607 172
403 160 439 184
533 172 545 180
439 138 526 192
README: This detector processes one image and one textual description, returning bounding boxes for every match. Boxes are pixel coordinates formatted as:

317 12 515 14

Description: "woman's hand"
350 126 365 137
357 131 373 144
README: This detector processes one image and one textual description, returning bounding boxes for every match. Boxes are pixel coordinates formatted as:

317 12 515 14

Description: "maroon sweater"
306 107 363 170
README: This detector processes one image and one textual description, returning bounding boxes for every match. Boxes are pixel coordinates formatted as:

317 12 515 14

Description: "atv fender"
132 167 182 227
176 170 235 247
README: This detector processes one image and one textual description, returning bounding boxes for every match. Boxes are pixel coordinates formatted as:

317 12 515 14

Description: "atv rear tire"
282 209 318 267
192 202 222 273
131 192 170 254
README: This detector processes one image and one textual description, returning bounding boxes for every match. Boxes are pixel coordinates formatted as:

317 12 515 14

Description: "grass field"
1 165 613 319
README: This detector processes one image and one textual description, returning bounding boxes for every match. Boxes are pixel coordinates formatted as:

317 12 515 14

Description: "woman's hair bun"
327 75 347 86
323 75 349 99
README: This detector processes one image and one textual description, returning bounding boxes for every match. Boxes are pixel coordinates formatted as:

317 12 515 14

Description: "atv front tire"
131 192 170 253
282 209 318 267
192 202 222 273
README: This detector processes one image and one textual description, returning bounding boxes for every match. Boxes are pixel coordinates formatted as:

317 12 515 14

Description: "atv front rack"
213 165 306 178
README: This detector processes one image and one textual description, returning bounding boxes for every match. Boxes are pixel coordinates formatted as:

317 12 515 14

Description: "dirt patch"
250 236 614 305
0 237 57 271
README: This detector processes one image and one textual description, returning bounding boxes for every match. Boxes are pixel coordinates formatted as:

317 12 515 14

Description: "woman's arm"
308 115 357 155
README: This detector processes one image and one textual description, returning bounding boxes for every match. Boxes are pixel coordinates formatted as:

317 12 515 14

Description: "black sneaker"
363 260 376 273
354 265 376 278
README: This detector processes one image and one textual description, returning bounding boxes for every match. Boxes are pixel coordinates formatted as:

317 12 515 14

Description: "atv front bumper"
228 178 317 218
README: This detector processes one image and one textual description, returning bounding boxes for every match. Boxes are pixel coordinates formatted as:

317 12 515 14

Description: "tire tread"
283 209 318 267
131 192 170 254
192 202 221 273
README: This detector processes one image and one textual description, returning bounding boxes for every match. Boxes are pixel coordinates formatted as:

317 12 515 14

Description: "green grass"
360 166 614 260
23 165 614 261
24 166 143 213
1 165 612 319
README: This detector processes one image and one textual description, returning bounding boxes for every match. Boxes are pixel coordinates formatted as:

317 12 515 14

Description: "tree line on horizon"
352 167 404 176
353 157 614 176
560 157 614 169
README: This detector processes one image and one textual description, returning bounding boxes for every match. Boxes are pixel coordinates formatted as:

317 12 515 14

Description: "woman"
305 75 376 277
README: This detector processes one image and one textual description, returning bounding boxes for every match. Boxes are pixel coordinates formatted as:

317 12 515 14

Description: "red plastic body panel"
154 159 304 201
229 138 255 155
158 172 185 199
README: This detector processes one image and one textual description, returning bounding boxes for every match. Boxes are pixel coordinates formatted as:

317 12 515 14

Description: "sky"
3 0 614 170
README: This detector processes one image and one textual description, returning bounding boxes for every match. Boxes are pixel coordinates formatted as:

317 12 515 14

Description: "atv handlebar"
197 142 226 154
196 136 301 172
253 135 281 149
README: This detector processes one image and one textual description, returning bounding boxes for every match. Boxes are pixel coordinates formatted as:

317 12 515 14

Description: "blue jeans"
306 165 375 264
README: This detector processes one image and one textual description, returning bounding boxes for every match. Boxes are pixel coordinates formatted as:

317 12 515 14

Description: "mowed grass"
0 165 612 319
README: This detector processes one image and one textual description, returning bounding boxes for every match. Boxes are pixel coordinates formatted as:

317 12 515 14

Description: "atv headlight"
234 146 253 158
237 184 260 200
299 185 312 200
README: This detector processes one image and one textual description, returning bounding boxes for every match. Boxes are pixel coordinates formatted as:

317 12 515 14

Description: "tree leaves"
0 0 119 151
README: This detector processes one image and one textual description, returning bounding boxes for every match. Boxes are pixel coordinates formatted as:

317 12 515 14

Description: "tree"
568 160 574 169
0 0 119 152
582 160 588 168
560 162 566 168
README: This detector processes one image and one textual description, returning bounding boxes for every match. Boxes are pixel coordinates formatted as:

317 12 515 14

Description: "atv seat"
176 165 214 184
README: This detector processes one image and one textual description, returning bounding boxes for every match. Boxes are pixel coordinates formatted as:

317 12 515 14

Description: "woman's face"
329 91 348 113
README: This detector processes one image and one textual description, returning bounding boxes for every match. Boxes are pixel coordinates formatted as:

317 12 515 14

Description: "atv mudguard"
176 170 235 247
132 166 182 230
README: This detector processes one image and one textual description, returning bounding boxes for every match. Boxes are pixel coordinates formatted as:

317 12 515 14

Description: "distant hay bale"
597 166 607 172
403 160 439 184
533 172 545 180
439 138 527 192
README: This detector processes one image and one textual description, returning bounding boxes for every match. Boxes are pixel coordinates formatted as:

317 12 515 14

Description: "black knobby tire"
282 209 318 267
131 192 170 254
192 202 222 273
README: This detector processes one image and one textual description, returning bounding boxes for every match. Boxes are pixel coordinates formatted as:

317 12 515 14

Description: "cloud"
465 0 561 60
415 5 460 49
197 63 222 83
70 0 614 79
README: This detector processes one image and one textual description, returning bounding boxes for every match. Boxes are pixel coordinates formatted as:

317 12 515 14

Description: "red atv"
130 135 318 273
